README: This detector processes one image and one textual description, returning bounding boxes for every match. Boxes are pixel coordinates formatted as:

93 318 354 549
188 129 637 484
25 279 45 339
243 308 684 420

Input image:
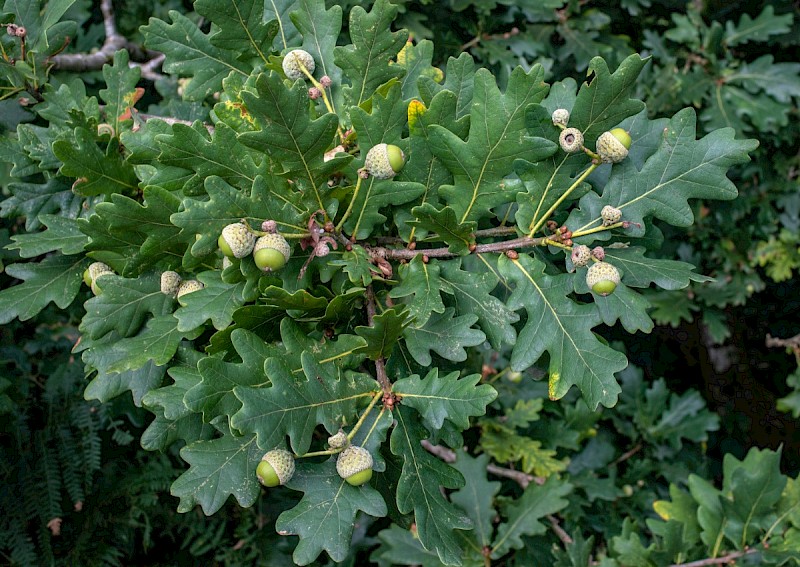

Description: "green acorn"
160 270 182 296
176 279 203 305
596 128 631 163
84 261 113 295
364 143 405 179
336 445 373 486
600 205 622 226
253 233 291 272
282 49 315 81
256 449 295 487
559 127 584 153
218 223 256 259
586 262 621 296
571 245 591 268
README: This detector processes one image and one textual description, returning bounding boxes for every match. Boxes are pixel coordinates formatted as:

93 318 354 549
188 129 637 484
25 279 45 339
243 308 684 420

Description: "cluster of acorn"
551 108 632 164
257 432 374 489
571 210 624 296
218 220 292 272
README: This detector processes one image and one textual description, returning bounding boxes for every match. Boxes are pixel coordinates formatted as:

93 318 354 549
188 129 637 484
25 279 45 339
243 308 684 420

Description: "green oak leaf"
388 255 446 327
333 0 408 108
264 0 301 50
721 448 786 549
403 308 486 366
80 272 173 340
602 246 712 289
391 406 472 566
195 0 277 63
171 175 305 259
498 253 628 409
53 127 138 196
80 186 189 276
724 5 793 46
185 328 280 423
328 244 374 286
428 64 550 224
174 270 247 332
0 254 86 324
491 476 572 558
407 204 475 256
439 259 519 350
231 352 376 455
99 50 140 136
238 72 349 209
170 427 262 515
393 368 496 431
8 213 87 257
292 0 344 115
567 108 758 238
141 412 215 452
372 524 445 566
261 285 328 318
142 10 249 101
277 459 388 565
397 39 440 102
143 365 204 421
84 359 166 407
99 314 196 374
355 307 412 361
277 318 368 373
154 121 265 195
418 52 476 120
450 452 501 549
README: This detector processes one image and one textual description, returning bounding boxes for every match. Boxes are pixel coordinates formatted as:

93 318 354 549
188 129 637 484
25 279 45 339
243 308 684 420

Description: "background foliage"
1 0 799 565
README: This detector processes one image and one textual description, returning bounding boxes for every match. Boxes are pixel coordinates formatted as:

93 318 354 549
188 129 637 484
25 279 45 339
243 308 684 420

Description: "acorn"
571 245 591 268
282 49 315 81
600 205 622 226
364 143 405 180
218 223 256 259
253 233 291 272
596 128 631 163
327 430 349 449
336 445 373 486
586 262 621 296
84 262 113 295
559 127 584 153
257 449 295 487
160 270 182 296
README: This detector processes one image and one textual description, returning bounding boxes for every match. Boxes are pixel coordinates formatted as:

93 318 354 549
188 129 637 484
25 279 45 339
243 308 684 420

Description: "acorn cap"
328 430 349 449
571 245 591 268
282 49 315 81
596 129 630 163
586 262 621 296
559 127 584 153
176 279 203 305
551 108 570 126
365 143 405 179
257 449 295 487
600 205 622 226
336 445 373 486
160 270 182 296
87 261 113 282
219 223 256 258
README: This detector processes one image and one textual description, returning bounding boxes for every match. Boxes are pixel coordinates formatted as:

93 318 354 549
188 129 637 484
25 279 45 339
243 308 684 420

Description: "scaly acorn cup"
84 261 113 295
176 279 203 306
364 143 405 179
586 262 621 296
218 222 256 259
559 127 584 153
551 108 570 127
160 270 182 296
253 233 291 272
601 205 622 226
571 245 592 268
282 49 315 80
336 445 373 486
328 430 349 449
256 449 295 487
596 128 631 163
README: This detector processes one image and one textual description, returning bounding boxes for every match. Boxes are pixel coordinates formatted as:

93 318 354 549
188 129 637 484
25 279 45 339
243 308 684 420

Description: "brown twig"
611 442 643 466
365 285 392 394
668 548 757 566
369 235 546 262
766 333 800 352
49 0 160 73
